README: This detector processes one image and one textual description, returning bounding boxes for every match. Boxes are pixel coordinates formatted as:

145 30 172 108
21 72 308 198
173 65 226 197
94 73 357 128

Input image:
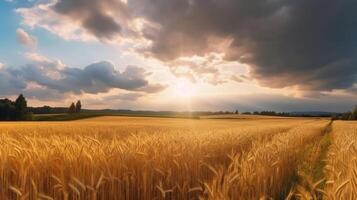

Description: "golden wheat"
201 120 328 200
0 116 324 199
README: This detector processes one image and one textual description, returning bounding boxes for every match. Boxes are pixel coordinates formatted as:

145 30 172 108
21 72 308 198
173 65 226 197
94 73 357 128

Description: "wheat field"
1 116 357 199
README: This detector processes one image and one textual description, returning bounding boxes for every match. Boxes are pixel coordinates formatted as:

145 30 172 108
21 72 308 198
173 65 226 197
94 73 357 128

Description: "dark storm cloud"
127 0 357 92
82 12 121 39
53 0 127 39
0 61 165 100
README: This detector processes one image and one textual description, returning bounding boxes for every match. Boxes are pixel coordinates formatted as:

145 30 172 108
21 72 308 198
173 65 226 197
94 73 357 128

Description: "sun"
172 79 196 98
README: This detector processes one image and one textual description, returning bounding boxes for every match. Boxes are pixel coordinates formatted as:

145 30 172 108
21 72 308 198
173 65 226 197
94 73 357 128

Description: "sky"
0 0 357 112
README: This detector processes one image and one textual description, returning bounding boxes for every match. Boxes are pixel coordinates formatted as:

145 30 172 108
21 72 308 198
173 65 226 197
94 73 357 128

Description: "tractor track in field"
285 120 333 200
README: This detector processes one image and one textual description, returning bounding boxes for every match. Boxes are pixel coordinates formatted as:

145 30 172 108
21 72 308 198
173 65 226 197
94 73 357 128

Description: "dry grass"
0 117 326 199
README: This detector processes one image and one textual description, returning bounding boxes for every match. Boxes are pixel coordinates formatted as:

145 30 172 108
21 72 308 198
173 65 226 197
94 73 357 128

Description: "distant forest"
1 94 357 121
30 100 82 114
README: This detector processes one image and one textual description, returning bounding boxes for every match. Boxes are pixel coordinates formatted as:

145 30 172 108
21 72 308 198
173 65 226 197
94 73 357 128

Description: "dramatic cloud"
16 0 140 42
129 0 357 92
17 0 357 93
16 28 37 48
17 3 95 41
0 56 165 100
52 0 126 39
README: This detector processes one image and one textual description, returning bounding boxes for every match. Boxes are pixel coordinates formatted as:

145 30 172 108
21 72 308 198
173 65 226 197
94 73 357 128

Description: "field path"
287 120 333 199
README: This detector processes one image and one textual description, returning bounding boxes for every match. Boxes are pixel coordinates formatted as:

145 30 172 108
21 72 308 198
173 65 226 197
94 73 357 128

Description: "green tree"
15 94 28 120
68 102 76 114
15 94 27 111
0 99 16 120
75 100 82 113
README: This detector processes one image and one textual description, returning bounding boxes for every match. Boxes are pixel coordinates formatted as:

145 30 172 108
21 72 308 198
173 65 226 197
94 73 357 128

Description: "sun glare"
172 79 196 98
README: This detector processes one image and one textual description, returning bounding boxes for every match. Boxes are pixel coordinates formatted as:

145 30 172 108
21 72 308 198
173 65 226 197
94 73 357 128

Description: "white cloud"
14 0 241 87
26 52 51 63
17 2 95 41
16 28 37 48
168 53 243 85
25 52 65 69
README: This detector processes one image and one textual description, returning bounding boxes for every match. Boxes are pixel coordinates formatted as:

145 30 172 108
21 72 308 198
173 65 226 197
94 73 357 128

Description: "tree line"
0 95 83 121
30 101 83 114
334 106 357 120
238 111 297 117
0 94 32 120
240 106 357 120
